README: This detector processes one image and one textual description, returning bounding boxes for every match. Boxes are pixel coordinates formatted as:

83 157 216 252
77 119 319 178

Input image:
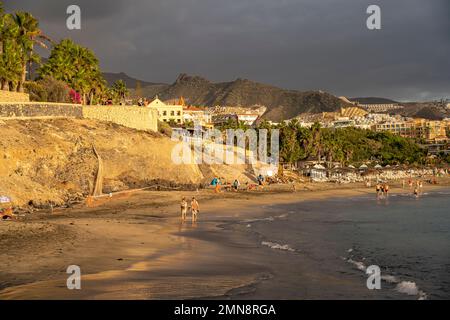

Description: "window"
163 111 167 116
171 111 175 116
177 111 181 116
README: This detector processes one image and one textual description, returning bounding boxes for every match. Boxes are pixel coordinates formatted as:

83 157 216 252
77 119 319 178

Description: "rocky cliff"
0 118 253 207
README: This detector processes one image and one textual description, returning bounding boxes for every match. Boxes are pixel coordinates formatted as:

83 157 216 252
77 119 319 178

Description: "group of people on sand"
211 176 259 193
180 197 199 222
210 177 224 193
403 179 424 197
375 182 389 198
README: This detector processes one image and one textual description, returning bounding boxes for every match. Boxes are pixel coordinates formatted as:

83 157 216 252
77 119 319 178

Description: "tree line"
257 119 429 166
0 2 128 104
212 117 432 166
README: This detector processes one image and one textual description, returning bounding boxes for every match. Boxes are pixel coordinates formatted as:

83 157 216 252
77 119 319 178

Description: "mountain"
102 72 165 88
349 97 399 104
349 97 449 120
391 102 450 120
155 74 352 121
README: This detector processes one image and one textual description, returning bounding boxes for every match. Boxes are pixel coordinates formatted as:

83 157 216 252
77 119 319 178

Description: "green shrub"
24 81 47 102
158 120 172 137
24 76 70 103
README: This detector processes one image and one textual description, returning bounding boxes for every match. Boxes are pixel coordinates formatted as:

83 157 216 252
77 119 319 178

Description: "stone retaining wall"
82 105 158 132
0 102 158 131
0 102 82 118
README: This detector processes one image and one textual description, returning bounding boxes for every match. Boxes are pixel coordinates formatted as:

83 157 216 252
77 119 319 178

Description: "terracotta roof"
184 106 203 111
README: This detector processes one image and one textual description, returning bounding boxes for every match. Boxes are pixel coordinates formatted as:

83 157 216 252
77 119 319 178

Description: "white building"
183 106 213 128
147 96 184 124
236 113 260 125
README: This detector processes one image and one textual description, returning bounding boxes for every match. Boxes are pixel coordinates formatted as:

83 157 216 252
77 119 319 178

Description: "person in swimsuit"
191 197 199 222
180 197 188 221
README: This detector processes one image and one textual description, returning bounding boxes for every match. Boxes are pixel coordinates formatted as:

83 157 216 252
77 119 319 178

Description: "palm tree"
89 75 106 105
0 1 4 56
12 11 50 92
308 122 323 161
0 12 22 90
112 79 128 104
0 40 22 90
39 39 105 105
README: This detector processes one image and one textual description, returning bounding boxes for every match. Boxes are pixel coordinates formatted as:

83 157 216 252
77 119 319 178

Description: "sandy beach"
1 178 449 300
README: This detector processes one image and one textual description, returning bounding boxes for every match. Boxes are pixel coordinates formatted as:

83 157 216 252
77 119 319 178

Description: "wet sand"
0 180 448 299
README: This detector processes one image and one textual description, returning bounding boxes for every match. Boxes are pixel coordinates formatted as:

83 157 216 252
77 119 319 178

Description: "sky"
4 0 450 101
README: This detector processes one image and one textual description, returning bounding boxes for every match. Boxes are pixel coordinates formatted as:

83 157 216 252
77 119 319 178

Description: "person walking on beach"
180 197 188 221
191 197 199 222
376 183 381 198
256 174 262 185
215 178 222 193
384 183 389 197
232 179 240 192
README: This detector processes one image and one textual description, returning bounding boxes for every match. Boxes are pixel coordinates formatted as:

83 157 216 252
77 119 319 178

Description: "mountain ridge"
102 72 166 88
153 73 352 121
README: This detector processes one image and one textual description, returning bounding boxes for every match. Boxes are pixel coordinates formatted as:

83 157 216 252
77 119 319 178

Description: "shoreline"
0 179 449 299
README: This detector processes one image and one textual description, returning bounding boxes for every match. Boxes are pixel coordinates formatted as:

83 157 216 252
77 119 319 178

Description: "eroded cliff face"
0 118 255 208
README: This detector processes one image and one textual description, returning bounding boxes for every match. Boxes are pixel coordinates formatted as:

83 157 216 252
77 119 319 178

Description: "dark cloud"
4 0 449 101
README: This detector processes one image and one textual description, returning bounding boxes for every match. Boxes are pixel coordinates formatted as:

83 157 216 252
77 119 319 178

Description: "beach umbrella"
374 164 382 169
348 165 356 169
0 196 11 203
359 164 368 170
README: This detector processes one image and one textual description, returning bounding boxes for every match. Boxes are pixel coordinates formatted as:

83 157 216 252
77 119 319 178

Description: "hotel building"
147 96 184 124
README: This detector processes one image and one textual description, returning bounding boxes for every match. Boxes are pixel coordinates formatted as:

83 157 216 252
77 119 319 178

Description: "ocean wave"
381 275 399 284
395 281 427 300
344 253 428 300
347 258 366 271
244 213 288 223
244 217 274 223
261 241 295 252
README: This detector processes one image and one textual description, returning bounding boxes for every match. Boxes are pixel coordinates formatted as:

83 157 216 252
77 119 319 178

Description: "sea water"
243 190 450 299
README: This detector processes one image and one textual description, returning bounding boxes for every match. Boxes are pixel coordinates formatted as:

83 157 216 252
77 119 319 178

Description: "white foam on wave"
244 213 288 224
381 275 399 284
244 217 273 223
347 258 366 271
261 241 295 252
418 291 428 300
345 255 429 300
395 281 419 295
394 281 428 299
